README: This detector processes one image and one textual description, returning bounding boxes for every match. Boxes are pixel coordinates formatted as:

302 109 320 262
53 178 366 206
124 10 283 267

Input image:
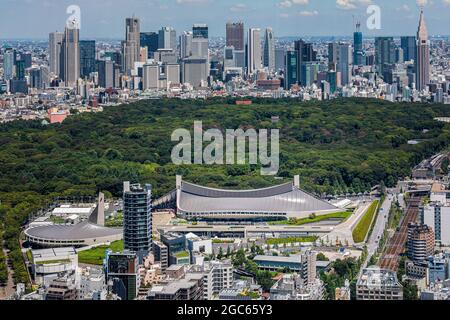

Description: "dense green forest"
1 97 450 286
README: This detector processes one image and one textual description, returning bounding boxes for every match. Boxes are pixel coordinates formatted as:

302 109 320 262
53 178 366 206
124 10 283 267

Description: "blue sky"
0 0 449 39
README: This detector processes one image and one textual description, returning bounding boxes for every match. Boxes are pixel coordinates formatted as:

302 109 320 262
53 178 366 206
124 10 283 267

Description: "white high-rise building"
263 28 275 72
247 28 262 75
158 27 177 51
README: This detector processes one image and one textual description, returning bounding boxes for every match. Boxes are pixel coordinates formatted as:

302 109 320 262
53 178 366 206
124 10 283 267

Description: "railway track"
378 196 422 272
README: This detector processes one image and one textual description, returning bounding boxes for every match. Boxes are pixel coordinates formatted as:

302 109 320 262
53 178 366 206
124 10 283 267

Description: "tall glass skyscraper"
140 32 159 57
79 40 96 78
123 182 152 262
353 22 364 66
3 49 15 80
400 36 417 62
285 50 298 90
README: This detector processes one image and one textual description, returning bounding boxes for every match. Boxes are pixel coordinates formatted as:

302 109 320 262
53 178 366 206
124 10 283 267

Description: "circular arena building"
25 193 123 248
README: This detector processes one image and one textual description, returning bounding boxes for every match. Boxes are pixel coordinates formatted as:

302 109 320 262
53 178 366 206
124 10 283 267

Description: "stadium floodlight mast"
171 121 280 176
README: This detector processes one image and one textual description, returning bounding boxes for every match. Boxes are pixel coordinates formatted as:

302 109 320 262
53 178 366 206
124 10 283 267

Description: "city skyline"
1 0 450 39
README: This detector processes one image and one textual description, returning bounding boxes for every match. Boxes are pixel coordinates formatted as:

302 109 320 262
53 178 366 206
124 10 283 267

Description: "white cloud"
444 0 450 5
230 3 247 12
278 0 309 8
176 0 211 4
298 10 319 16
336 0 372 10
397 4 411 11
416 0 428 6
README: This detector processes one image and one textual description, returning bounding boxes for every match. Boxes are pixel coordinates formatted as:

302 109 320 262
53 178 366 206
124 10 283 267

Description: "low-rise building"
270 274 324 300
31 247 78 287
147 273 204 300
356 267 403 300
187 260 233 300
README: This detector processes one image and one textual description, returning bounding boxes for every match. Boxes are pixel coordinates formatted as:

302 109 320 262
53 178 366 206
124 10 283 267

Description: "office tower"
374 37 395 79
180 31 193 58
142 64 159 90
193 23 208 39
140 32 159 57
284 50 298 90
154 49 177 64
182 57 209 87
337 43 352 86
247 28 262 75
9 80 28 94
98 60 114 88
191 24 209 59
263 28 275 72
295 39 315 86
353 22 364 66
20 53 32 69
158 27 177 51
122 17 140 75
140 47 148 63
416 9 430 91
401 36 417 62
395 47 404 64
165 63 181 85
321 80 330 100
328 42 339 70
300 62 319 87
60 25 80 87
327 71 338 93
30 67 49 89
79 40 96 79
226 22 244 51
123 182 152 262
3 49 15 81
275 48 285 72
15 59 25 80
49 32 63 75
223 46 235 69
105 251 140 301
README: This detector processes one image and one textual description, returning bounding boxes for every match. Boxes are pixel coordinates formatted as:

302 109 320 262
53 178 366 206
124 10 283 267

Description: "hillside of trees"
1 97 450 286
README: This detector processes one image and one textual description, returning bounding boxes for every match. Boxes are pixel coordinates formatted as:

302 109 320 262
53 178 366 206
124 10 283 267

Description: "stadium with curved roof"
174 175 342 221
25 193 123 248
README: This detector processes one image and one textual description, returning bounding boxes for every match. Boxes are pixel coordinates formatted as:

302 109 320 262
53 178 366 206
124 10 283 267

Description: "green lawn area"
269 211 352 226
174 251 190 258
266 236 318 245
36 259 71 265
352 200 380 243
78 240 124 265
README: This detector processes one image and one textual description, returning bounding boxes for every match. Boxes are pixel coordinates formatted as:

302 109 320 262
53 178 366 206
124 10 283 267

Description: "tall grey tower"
122 17 140 75
263 28 275 72
49 32 63 75
60 22 80 87
415 9 430 91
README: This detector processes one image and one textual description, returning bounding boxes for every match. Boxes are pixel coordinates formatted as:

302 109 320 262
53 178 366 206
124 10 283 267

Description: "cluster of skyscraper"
41 9 432 96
